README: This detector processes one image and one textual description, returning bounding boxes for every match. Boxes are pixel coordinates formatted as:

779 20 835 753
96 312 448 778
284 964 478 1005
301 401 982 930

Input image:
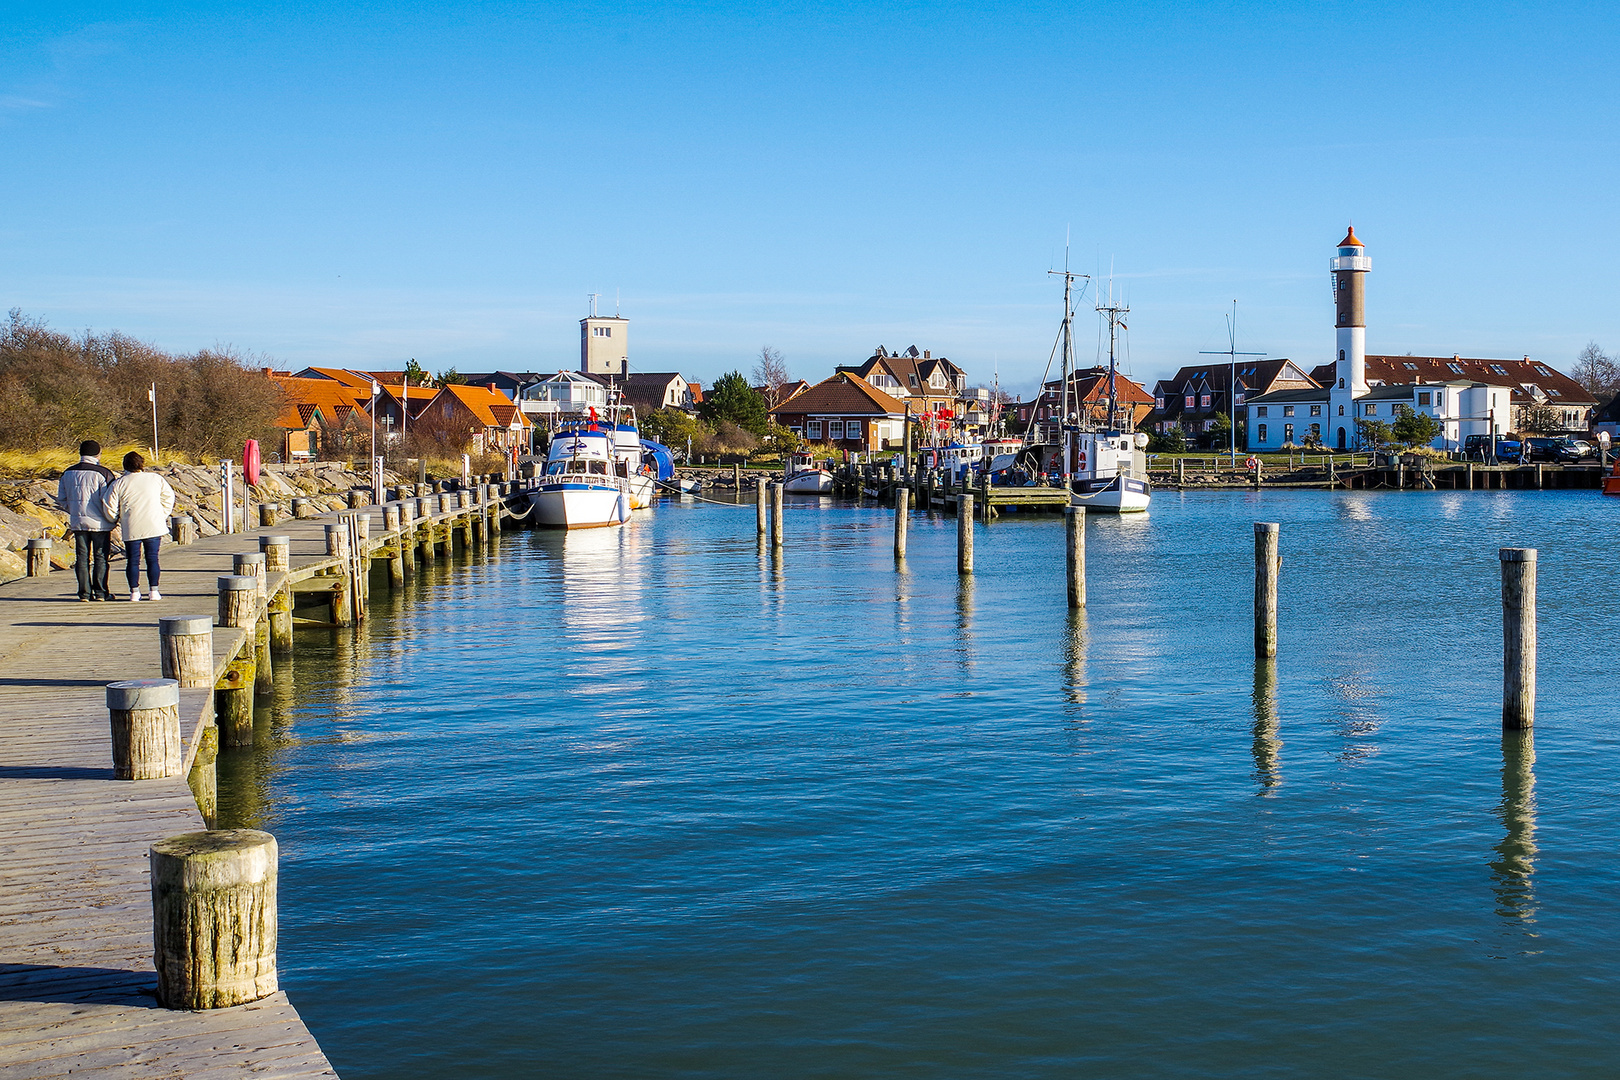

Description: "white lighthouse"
1328 226 1370 449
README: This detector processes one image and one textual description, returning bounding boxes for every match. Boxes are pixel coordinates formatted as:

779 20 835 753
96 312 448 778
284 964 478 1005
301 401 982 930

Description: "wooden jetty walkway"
0 480 518 1077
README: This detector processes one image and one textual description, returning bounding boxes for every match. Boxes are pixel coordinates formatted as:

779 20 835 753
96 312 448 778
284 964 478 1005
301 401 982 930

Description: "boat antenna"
1199 299 1266 469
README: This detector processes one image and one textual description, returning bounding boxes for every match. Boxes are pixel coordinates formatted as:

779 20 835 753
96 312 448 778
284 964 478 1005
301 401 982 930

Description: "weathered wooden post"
894 485 909 559
106 678 182 780
1066 505 1086 608
291 497 314 520
957 493 974 575
458 489 472 510
756 478 768 539
438 492 456 515
188 723 218 829
1501 547 1537 729
980 472 992 523
1177 458 1185 486
258 502 279 527
25 537 49 577
1254 522 1280 658
733 461 741 489
233 553 271 694
216 575 258 747
770 482 785 548
324 522 350 564
346 489 365 510
150 829 278 1010
159 616 214 688
234 552 267 603
259 534 290 574
383 504 401 533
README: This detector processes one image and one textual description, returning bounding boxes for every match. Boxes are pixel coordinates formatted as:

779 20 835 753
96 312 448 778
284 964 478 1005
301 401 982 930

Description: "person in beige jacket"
100 451 177 602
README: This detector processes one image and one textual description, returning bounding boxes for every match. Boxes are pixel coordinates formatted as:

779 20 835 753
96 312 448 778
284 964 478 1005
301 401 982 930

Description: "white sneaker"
129 590 142 602
148 589 162 601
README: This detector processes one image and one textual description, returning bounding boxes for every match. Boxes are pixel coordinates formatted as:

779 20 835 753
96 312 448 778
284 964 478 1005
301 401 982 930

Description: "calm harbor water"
221 489 1620 1079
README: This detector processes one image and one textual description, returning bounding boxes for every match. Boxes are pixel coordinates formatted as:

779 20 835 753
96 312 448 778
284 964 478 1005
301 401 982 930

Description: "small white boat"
782 454 834 494
673 478 702 496
1070 431 1151 513
530 428 632 529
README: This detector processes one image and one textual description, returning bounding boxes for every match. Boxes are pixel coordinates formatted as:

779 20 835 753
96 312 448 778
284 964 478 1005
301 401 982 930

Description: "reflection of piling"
1500 548 1537 729
1250 657 1281 792
894 485 909 559
770 482 784 549
756 478 767 538
957 493 974 575
1065 506 1085 608
1492 729 1538 921
1254 522 1279 658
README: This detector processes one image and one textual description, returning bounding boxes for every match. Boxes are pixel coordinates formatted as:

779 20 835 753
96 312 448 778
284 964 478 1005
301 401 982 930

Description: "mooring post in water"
771 482 785 548
733 462 741 489
1254 522 1280 658
1500 548 1537 729
216 575 258 747
159 615 213 688
957 493 974 575
756 478 767 538
1066 505 1086 608
894 485 909 559
150 829 278 1010
234 553 271 694
106 678 182 781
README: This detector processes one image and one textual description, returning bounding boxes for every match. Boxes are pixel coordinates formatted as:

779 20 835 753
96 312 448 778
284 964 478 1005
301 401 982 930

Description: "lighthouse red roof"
1338 225 1363 248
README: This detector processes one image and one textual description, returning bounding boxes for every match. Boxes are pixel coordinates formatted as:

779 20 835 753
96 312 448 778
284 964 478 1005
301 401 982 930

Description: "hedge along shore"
0 462 402 585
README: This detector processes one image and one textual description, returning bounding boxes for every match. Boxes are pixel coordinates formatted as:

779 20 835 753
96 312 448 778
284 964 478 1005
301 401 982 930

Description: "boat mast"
1047 246 1088 483
1096 281 1129 433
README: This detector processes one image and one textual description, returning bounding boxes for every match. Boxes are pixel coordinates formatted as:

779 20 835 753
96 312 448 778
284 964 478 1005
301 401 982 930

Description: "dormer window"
909 374 919 388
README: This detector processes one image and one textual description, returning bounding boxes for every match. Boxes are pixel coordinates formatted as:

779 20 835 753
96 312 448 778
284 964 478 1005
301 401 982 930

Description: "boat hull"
782 469 834 494
1073 474 1151 513
627 474 655 510
530 483 631 529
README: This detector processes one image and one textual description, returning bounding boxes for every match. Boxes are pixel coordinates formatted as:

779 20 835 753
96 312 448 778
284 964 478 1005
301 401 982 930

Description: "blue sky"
3 1 1617 394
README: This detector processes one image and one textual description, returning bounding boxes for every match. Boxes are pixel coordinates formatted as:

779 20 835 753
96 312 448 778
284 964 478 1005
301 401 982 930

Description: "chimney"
262 367 273 376
924 350 931 359
487 383 497 393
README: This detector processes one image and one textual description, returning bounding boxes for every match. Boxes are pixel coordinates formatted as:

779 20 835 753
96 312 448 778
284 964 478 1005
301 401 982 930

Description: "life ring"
1245 456 1259 471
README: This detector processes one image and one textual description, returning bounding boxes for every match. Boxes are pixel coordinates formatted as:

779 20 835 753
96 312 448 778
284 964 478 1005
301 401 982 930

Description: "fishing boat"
782 453 835 494
529 426 633 529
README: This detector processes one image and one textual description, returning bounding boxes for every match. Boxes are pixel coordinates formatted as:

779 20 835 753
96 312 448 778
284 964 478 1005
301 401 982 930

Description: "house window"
1339 350 1345 362
1284 424 1294 443
1535 365 1552 376
1283 406 1295 417
1434 391 1444 406
847 421 864 441
1154 396 1164 409
1234 392 1245 405
909 374 919 388
807 420 822 439
1309 405 1322 416
593 326 612 337
1447 362 1465 373
828 420 843 438
1403 362 1417 370
1257 424 1268 443
1364 404 1377 415
1417 392 1431 406
930 373 947 389
1338 405 1345 416
1185 395 1195 408
1256 406 1268 417
1200 394 1211 408
1490 365 1509 376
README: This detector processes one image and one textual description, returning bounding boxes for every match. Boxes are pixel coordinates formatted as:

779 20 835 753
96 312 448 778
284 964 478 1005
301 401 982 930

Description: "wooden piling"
384 504 401 533
1254 522 1280 658
188 722 219 829
1065 505 1086 608
267 587 292 654
324 522 350 563
894 485 909 559
291 497 314 519
258 534 290 574
1176 458 1185 486
756 478 767 538
770 482 784 548
957 493 974 575
150 829 278 1010
159 616 214 688
1467 461 1474 490
106 678 183 780
346 489 365 510
1500 547 1537 729
733 461 741 489
234 552 267 603
216 575 258 746
257 502 278 527
25 538 49 577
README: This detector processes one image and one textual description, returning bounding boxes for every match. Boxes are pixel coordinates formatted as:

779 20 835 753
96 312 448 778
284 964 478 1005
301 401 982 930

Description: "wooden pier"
1150 455 1611 492
0 479 519 1077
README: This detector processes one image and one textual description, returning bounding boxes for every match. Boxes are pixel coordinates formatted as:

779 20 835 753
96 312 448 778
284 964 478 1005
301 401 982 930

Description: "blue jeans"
73 530 112 599
125 536 162 591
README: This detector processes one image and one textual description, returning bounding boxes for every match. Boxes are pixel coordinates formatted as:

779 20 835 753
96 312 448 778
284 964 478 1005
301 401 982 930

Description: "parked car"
1464 435 1520 462
1560 437 1595 459
1523 437 1579 463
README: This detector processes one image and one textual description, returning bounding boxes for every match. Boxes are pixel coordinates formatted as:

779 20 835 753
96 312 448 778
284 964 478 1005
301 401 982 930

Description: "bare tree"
1572 341 1620 406
751 346 792 410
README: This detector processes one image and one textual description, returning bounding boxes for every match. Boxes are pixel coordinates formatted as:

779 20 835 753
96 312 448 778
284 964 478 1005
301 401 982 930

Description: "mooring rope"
653 477 757 508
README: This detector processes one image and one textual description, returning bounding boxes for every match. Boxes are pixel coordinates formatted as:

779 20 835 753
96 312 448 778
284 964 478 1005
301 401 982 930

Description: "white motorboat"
530 427 632 529
1071 430 1152 512
782 453 834 494
609 421 656 509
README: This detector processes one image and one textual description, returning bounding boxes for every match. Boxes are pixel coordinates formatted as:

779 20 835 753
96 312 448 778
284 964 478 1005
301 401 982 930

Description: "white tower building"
1327 226 1370 449
580 294 628 380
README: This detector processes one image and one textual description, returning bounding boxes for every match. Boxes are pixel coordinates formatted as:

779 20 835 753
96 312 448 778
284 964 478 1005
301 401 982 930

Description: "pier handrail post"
756 478 767 538
1066 505 1086 608
150 829 278 1010
1501 548 1537 729
1254 522 1280 658
159 615 214 688
957 493 974 575
25 537 50 577
894 485 909 559
770 482 785 549
107 678 183 780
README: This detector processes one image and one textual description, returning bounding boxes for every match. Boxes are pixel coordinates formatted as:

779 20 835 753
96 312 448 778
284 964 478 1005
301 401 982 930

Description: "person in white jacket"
100 451 177 602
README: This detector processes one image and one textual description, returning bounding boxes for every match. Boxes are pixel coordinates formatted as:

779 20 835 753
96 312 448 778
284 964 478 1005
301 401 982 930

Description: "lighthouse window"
1257 424 1268 443
1338 378 1345 389
1310 405 1322 417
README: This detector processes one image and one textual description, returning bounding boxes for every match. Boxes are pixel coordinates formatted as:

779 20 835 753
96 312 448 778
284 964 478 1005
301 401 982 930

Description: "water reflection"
1324 670 1382 764
1062 608 1088 708
954 578 975 676
1491 729 1538 927
1251 657 1281 794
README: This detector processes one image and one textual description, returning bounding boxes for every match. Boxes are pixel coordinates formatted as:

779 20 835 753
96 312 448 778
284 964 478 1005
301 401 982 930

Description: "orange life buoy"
1245 456 1259 471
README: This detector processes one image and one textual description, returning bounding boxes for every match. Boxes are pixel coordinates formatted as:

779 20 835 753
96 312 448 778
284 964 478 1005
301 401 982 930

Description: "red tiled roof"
1307 355 1598 406
769 373 908 417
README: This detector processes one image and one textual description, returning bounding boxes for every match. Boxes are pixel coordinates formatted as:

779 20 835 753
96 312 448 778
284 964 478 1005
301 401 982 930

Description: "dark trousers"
73 530 112 599
124 535 162 590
